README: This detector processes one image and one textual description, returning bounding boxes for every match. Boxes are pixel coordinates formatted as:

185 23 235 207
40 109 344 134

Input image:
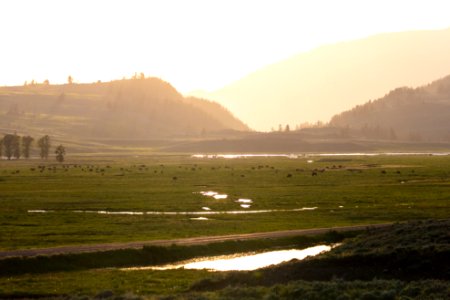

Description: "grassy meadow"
0 220 447 299
0 154 449 299
0 154 449 250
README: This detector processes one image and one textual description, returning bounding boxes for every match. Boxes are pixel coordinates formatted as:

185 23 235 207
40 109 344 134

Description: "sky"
1 0 450 93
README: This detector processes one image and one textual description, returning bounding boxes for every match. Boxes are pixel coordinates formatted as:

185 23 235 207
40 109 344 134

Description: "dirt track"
0 223 392 259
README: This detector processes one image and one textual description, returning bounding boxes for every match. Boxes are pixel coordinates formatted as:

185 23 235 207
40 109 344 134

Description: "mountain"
194 28 450 131
329 75 450 142
166 75 450 153
0 78 248 141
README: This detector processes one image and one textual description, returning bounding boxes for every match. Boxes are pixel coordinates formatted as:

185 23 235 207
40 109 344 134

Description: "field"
0 154 449 298
0 220 448 299
0 154 449 250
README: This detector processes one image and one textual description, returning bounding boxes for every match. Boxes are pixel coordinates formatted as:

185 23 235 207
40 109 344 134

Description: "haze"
1 0 450 94
204 28 450 130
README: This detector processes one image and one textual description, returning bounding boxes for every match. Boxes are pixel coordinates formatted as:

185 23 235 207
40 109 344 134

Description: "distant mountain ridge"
196 28 450 131
167 75 450 153
329 75 450 141
0 78 248 140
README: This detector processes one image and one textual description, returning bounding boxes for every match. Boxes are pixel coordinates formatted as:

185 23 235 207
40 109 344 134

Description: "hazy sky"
1 0 450 93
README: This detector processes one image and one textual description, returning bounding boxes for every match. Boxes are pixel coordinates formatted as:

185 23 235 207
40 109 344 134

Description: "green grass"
0 155 448 299
0 231 351 276
190 220 450 290
0 155 449 250
0 268 210 299
183 280 450 300
182 219 450 299
0 220 448 299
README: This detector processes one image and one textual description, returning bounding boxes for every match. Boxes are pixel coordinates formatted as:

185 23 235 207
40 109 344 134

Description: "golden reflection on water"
122 245 332 272
28 207 318 215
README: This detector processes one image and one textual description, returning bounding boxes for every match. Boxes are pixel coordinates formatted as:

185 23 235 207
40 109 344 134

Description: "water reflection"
146 207 317 215
27 209 52 213
190 217 209 221
28 207 318 216
200 191 218 197
193 152 450 159
192 154 299 159
123 245 331 272
199 191 228 199
313 152 450 156
79 210 144 215
237 199 253 203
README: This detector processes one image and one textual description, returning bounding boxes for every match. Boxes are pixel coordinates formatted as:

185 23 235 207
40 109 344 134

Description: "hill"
0 78 248 141
329 75 450 141
194 28 450 131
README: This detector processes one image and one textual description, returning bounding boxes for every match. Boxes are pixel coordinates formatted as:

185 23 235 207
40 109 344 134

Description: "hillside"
329 75 450 141
0 78 248 141
194 28 450 131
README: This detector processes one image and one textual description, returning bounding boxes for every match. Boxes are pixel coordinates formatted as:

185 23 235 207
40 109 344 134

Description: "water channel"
123 244 332 272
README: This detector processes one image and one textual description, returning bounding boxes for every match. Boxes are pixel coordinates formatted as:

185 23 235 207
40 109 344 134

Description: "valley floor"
0 154 448 298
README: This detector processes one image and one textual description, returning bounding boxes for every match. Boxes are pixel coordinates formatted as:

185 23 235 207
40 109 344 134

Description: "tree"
22 136 34 159
67 75 73 85
12 134 20 159
55 145 65 163
2 134 20 160
43 79 50 85
285 124 290 132
37 135 51 160
0 138 3 158
2 134 13 160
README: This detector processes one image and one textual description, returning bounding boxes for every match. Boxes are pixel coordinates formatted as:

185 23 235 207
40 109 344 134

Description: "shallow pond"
123 244 332 272
199 191 228 199
236 199 253 203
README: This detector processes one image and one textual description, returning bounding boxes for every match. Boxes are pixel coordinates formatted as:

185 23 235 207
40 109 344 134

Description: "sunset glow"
1 0 450 93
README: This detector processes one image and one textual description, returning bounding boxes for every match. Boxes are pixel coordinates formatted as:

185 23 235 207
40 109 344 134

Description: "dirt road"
0 223 392 259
